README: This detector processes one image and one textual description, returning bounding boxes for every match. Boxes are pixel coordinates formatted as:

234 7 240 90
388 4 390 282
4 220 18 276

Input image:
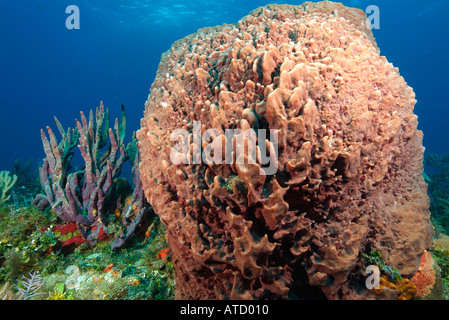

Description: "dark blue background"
1 0 448 173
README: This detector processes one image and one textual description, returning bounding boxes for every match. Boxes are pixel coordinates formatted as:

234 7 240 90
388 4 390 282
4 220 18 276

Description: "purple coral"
34 102 152 248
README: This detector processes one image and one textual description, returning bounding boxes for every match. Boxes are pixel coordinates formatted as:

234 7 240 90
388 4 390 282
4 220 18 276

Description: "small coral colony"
1 2 449 300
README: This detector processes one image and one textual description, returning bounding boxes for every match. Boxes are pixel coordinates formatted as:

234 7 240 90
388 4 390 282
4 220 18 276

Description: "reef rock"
137 2 432 299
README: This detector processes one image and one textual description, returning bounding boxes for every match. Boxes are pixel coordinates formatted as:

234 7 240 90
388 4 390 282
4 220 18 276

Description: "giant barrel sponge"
137 2 433 299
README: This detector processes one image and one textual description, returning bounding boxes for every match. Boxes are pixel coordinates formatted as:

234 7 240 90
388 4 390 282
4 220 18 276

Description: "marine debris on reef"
137 1 433 299
0 185 174 300
0 99 175 300
424 151 449 299
14 271 45 300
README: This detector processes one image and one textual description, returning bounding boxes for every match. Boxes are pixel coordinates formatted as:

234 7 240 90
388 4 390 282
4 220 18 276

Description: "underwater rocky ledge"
1 1 449 300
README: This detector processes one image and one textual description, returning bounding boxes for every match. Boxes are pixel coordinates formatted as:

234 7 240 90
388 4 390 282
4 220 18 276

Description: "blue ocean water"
0 0 448 172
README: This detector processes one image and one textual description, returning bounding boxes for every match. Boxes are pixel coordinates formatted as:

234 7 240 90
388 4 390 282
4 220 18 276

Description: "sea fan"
1 282 13 300
14 271 44 300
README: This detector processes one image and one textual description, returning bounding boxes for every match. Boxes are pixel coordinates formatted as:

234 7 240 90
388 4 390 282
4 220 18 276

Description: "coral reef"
10 159 42 205
0 201 174 300
362 250 419 300
0 101 172 301
362 250 402 283
371 274 417 300
365 249 442 300
33 102 153 248
137 2 432 299
428 234 449 299
52 222 87 248
111 149 154 249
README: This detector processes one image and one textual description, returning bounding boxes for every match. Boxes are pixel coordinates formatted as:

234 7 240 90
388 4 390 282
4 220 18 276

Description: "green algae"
0 201 174 300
